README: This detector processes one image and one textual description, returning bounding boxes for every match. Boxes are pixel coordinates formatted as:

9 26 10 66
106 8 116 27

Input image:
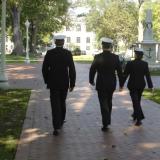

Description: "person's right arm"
121 61 130 88
42 52 49 84
89 55 97 86
145 62 153 89
116 55 123 90
68 52 76 92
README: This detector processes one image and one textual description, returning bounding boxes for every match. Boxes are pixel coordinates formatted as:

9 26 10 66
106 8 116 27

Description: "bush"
73 48 81 56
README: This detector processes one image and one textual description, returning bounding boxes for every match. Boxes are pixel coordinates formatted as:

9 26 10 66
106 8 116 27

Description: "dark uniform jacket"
89 51 123 91
42 47 76 90
123 59 153 90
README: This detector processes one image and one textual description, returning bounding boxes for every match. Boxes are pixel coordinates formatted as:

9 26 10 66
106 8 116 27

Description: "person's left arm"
116 55 123 89
145 62 153 89
68 52 76 91
122 61 131 88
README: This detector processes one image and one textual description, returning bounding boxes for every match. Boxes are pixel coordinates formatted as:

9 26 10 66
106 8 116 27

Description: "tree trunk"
30 21 37 54
11 6 24 55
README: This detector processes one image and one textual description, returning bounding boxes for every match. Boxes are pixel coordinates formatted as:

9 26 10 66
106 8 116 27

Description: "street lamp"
25 19 30 64
0 0 9 89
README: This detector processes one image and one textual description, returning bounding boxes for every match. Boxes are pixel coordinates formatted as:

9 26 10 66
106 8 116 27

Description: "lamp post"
0 0 9 89
25 20 30 64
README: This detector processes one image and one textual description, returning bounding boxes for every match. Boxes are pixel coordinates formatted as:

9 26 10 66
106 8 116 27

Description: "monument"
136 9 160 69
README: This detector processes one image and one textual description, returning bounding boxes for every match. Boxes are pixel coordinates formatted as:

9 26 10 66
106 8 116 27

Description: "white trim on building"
54 7 97 55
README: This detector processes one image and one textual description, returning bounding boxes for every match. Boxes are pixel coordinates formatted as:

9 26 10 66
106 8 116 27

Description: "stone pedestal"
139 41 156 63
135 9 160 69
157 45 160 62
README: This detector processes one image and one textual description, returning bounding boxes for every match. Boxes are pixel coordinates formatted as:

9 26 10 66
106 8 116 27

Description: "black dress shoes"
135 120 142 126
53 130 59 136
101 126 109 132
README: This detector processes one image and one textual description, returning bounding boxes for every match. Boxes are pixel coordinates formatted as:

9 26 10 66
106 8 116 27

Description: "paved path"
6 62 160 160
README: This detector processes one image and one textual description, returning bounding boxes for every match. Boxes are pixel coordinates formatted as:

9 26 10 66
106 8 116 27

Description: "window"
86 46 90 50
86 37 90 43
76 24 81 31
67 37 71 43
76 37 80 43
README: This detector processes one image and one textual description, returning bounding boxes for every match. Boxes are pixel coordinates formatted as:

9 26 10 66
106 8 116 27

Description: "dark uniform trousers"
130 89 145 121
97 90 113 126
50 89 68 130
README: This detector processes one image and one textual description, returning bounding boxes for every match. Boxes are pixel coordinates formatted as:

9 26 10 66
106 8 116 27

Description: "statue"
143 9 154 42
136 8 160 67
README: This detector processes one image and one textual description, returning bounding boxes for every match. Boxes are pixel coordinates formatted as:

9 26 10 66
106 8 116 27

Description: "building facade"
54 6 97 55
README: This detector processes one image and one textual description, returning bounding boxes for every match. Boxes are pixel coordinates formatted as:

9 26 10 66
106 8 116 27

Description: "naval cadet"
122 48 153 126
89 37 123 131
42 35 76 135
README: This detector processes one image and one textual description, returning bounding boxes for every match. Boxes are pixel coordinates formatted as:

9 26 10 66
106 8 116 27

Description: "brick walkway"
6 62 160 160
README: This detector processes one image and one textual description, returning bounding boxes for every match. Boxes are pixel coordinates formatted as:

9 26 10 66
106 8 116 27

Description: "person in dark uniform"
42 35 76 135
122 48 153 126
89 37 123 131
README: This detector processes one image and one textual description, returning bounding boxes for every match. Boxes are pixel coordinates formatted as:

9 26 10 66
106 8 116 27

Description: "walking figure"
42 35 76 135
89 37 123 131
122 48 153 126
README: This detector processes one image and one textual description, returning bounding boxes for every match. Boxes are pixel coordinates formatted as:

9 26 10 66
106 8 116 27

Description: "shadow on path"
7 63 160 160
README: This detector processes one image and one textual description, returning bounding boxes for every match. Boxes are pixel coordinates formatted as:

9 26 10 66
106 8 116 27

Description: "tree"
86 0 138 49
152 2 160 40
7 0 24 55
22 0 70 54
4 0 69 55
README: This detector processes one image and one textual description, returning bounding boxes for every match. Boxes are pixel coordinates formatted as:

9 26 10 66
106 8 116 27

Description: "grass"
5 54 94 64
143 89 160 104
5 54 39 64
150 70 160 76
73 55 93 63
0 89 31 160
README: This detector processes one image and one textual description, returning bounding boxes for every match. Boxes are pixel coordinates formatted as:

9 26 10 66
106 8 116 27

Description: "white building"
5 35 14 54
54 6 97 55
0 35 14 54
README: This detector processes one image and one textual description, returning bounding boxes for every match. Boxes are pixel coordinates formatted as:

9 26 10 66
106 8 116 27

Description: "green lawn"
0 89 31 160
150 70 160 76
143 89 160 104
73 55 93 63
5 55 39 64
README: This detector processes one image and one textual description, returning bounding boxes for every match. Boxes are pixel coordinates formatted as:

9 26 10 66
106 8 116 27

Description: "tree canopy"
86 0 138 49
1 0 160 54
85 0 160 50
151 2 160 40
0 0 70 55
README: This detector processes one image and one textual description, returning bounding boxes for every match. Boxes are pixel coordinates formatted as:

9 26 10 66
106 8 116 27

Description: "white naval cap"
101 37 113 44
54 35 66 40
134 47 144 54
